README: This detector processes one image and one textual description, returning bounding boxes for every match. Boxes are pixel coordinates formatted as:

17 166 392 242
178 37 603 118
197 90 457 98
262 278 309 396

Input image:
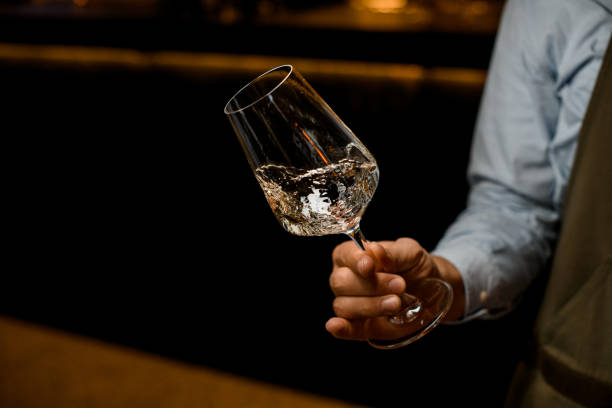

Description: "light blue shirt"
433 0 612 319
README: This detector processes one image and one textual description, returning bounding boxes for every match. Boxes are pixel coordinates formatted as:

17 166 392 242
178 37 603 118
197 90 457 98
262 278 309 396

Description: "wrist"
432 255 465 321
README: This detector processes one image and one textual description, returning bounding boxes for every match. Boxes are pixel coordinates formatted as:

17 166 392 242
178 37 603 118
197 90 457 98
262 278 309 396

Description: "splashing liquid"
255 157 379 236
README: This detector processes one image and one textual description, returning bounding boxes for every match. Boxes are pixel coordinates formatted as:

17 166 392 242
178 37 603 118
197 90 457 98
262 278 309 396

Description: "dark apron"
504 39 612 407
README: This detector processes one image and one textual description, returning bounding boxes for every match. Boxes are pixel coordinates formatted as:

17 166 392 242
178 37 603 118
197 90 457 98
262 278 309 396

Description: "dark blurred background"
1 1 540 407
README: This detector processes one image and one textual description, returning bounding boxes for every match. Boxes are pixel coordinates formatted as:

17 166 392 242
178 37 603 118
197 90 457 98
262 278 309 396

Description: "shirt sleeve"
432 0 612 319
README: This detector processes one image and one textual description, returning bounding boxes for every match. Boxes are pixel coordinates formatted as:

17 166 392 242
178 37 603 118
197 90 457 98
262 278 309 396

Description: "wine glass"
224 65 452 349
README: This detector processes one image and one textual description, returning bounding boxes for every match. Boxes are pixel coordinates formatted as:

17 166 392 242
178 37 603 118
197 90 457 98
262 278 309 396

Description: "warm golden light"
351 0 409 14
349 0 431 25
0 43 485 89
466 1 490 16
295 122 332 167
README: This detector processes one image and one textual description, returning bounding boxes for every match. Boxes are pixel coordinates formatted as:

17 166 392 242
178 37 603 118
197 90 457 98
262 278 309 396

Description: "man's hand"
326 238 465 341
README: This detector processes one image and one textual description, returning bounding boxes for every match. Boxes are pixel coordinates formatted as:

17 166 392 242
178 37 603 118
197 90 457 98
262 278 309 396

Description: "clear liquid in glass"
254 144 379 236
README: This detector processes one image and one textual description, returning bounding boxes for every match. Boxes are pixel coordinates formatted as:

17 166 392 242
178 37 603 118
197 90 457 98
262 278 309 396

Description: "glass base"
367 278 453 350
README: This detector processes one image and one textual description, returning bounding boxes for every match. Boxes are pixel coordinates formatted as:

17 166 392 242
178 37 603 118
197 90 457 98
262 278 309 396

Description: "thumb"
379 238 432 279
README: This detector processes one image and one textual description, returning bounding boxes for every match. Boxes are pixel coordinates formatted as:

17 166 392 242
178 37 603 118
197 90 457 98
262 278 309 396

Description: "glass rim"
223 64 294 115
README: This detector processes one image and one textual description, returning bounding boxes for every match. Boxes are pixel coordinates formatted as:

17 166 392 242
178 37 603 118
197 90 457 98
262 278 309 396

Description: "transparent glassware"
224 65 452 349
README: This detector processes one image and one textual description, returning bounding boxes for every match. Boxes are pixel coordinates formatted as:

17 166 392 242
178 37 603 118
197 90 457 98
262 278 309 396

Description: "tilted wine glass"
224 65 452 349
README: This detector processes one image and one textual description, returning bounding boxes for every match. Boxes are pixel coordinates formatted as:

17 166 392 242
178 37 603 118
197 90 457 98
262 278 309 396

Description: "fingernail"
357 256 369 275
388 277 404 293
382 296 400 313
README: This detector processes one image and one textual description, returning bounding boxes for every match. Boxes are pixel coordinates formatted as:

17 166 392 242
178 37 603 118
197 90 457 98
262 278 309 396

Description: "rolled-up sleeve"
433 0 611 318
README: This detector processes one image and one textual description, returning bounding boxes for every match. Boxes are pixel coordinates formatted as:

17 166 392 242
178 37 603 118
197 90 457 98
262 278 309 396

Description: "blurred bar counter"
0 315 364 407
0 0 503 68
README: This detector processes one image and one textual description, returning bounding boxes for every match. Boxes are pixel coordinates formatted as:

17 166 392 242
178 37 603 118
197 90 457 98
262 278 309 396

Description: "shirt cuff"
431 243 499 318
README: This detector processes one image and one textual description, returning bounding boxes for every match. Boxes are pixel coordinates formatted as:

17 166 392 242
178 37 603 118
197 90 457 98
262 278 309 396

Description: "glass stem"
345 224 367 250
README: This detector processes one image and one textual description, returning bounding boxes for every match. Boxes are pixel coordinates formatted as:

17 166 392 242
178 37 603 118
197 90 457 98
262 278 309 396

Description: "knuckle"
329 267 350 292
332 298 347 317
328 270 342 291
397 237 427 269
396 237 418 249
331 245 342 262
328 272 336 289
332 241 352 264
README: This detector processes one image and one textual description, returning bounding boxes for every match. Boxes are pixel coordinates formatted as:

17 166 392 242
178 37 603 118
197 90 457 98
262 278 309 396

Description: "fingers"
326 317 367 340
332 294 402 320
325 317 384 341
327 237 440 344
331 238 432 289
332 240 392 280
330 268 405 296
